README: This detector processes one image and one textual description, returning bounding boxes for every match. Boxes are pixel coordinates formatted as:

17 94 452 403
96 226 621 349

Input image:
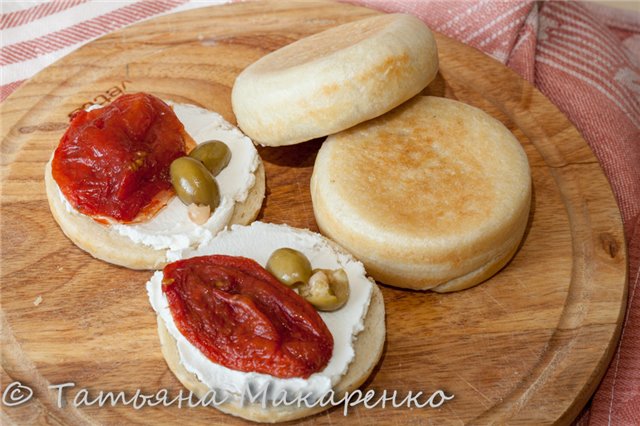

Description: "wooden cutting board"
0 1 627 424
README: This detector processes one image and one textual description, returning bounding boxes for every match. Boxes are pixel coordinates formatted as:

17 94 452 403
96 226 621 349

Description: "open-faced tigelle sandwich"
45 93 265 269
147 222 385 422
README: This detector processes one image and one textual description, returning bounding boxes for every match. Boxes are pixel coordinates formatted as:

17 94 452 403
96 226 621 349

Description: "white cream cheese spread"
57 101 259 260
146 221 373 405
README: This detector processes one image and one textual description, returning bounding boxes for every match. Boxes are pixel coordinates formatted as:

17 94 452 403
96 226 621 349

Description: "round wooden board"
0 1 627 424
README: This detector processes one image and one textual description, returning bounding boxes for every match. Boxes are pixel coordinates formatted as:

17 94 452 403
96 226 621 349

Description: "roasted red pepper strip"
163 255 334 378
52 93 187 222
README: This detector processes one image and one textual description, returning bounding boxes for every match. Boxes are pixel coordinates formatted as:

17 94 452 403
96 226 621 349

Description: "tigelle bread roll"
232 13 438 146
311 96 531 292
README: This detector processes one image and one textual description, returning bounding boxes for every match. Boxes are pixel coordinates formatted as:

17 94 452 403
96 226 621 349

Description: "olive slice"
189 140 231 176
300 269 350 311
266 248 312 287
170 156 220 211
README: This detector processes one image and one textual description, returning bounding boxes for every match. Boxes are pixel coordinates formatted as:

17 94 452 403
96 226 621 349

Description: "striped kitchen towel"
1 1 638 424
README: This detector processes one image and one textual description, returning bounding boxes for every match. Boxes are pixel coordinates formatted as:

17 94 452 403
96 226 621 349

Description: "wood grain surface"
0 1 627 424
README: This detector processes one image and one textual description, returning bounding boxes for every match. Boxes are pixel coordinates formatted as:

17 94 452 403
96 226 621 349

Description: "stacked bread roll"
232 13 531 293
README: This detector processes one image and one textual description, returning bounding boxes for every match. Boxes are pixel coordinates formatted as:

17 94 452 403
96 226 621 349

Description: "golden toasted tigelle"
311 96 531 292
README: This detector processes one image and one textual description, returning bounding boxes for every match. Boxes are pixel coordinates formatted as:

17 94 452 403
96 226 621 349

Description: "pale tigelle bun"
311 96 531 292
45 160 265 270
231 13 438 147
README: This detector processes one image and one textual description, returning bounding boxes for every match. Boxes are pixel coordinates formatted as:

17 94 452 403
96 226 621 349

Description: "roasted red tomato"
163 255 334 378
52 93 188 222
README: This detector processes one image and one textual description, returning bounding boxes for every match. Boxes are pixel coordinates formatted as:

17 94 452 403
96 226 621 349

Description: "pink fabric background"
1 1 638 424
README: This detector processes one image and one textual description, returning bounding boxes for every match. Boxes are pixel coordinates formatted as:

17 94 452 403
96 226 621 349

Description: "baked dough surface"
311 96 531 291
232 13 438 146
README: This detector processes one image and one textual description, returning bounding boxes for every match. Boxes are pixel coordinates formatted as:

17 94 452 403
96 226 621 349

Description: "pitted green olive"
189 140 231 176
300 269 350 311
170 156 220 211
266 248 312 287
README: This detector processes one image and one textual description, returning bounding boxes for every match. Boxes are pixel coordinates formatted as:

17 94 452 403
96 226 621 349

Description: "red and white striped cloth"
1 1 639 424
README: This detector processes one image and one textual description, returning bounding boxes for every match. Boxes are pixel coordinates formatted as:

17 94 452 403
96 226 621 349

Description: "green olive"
300 269 350 311
189 140 231 176
266 248 312 287
170 156 220 211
